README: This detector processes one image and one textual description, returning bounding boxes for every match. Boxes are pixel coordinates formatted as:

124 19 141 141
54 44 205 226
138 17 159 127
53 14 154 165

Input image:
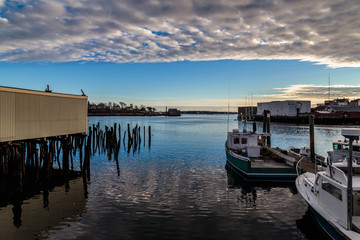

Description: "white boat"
288 146 326 164
296 128 360 239
328 137 360 164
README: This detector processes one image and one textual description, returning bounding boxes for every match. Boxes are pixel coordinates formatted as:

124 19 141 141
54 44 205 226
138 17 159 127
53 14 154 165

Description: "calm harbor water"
0 114 353 239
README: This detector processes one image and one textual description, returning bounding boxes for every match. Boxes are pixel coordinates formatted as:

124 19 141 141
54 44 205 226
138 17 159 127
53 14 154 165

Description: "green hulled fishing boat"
225 128 297 181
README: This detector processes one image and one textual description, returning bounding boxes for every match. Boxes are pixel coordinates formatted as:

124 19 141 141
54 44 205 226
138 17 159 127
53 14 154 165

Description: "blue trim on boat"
308 205 348 240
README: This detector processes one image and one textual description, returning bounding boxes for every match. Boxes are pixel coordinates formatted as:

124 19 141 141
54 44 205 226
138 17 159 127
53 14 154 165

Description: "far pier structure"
0 86 88 196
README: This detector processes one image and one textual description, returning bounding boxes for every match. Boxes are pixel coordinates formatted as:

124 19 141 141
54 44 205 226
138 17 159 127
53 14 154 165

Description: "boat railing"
296 157 304 176
325 165 348 185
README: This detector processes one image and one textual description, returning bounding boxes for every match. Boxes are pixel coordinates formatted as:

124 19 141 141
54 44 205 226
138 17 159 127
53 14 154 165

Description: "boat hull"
225 143 297 181
296 174 351 240
307 205 348 240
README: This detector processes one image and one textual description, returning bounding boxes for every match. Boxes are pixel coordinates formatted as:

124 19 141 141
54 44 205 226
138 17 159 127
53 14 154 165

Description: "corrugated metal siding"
0 88 87 142
0 92 15 141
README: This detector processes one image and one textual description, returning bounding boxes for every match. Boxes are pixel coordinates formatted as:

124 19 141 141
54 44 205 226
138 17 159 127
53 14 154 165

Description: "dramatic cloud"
259 84 360 104
0 0 359 67
0 17 7 23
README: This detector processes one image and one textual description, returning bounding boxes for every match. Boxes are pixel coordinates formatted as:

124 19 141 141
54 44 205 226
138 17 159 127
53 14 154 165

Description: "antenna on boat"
227 83 230 133
328 73 331 101
244 96 247 133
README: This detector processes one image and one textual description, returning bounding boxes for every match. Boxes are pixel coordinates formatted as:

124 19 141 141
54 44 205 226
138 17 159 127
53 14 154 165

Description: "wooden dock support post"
309 115 315 162
127 124 131 144
262 110 267 144
11 145 23 194
148 126 151 148
0 144 5 175
266 111 271 147
35 148 39 182
64 137 71 192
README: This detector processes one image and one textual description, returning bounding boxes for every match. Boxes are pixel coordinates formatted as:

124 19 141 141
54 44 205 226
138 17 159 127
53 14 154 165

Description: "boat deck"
353 216 360 233
249 155 293 168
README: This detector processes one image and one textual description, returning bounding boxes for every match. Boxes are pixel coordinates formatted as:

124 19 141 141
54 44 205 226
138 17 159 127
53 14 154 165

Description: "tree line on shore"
88 101 157 114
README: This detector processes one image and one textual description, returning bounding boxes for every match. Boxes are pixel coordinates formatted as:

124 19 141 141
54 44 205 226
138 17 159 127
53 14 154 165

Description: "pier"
0 86 152 202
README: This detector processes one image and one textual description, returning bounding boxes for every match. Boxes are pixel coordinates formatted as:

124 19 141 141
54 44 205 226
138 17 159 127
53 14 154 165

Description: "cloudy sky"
0 0 359 110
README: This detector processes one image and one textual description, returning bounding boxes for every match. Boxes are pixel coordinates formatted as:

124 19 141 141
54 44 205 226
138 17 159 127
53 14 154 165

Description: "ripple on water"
41 116 335 239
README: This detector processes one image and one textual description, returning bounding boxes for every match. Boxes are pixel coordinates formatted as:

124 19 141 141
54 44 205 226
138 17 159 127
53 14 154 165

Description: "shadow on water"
296 209 328 240
0 121 151 239
226 162 328 240
0 169 86 240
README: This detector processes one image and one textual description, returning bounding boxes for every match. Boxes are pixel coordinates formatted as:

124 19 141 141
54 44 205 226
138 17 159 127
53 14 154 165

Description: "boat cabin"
329 140 360 163
227 129 269 158
312 165 360 232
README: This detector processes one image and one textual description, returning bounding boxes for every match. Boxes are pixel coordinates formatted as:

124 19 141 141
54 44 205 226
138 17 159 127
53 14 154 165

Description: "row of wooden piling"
0 122 152 200
87 122 151 158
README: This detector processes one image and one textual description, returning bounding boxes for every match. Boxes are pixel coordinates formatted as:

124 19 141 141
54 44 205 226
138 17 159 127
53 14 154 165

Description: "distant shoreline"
88 111 237 116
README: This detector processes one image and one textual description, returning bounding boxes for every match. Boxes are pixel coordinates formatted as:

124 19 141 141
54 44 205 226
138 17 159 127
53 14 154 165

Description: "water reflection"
296 209 327 240
0 115 345 239
225 163 326 240
225 162 297 204
0 175 86 240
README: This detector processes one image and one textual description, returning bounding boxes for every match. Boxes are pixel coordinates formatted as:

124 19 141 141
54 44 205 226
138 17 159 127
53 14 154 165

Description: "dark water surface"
2 114 348 239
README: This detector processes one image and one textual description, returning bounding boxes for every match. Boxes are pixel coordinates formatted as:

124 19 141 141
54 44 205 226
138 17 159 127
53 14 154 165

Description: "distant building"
325 98 349 106
89 103 97 110
350 99 360 107
238 106 257 120
314 105 360 118
113 104 121 111
334 98 349 106
97 103 106 109
256 100 311 117
167 108 181 116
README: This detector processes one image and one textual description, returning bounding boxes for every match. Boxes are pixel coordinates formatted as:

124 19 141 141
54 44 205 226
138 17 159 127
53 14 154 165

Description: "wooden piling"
127 124 131 144
143 126 146 147
309 115 315 162
148 126 151 148
262 110 267 144
266 111 271 147
62 137 69 173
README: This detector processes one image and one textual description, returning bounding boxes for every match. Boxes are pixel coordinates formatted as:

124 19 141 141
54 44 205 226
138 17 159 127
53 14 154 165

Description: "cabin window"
333 144 342 150
234 138 240 144
353 146 360 152
241 138 247 144
343 145 349 150
322 180 342 201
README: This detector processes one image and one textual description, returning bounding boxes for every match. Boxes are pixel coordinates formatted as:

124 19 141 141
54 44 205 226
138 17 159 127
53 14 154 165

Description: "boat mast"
328 74 331 101
227 84 230 133
244 96 247 132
